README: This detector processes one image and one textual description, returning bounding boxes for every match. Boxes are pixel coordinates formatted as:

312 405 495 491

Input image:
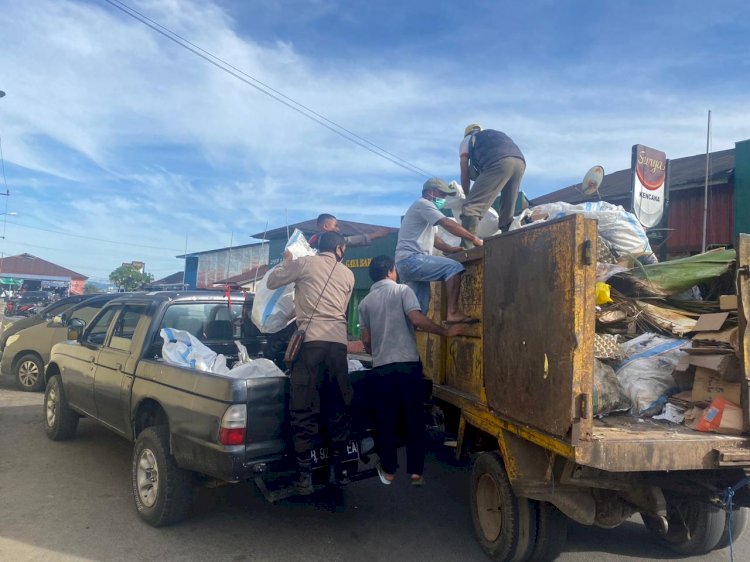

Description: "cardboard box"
692 312 729 332
720 295 738 311
689 353 742 381
693 397 743 435
692 367 742 404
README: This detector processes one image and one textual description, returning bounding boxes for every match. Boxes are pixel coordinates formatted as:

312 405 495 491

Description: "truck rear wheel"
641 497 725 555
132 425 193 527
470 451 537 561
528 500 568 561
715 507 749 550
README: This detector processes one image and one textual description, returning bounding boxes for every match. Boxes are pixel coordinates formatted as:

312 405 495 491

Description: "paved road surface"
0 378 746 561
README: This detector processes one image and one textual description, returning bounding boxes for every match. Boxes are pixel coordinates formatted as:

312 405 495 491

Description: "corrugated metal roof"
250 219 398 241
532 147 736 206
151 271 184 285
0 253 87 280
176 241 264 259
213 264 269 286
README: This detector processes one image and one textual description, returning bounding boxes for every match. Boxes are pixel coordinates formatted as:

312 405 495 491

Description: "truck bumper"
172 434 286 482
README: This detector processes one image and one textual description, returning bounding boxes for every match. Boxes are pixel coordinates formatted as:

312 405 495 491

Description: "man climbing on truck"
395 177 482 323
459 123 525 244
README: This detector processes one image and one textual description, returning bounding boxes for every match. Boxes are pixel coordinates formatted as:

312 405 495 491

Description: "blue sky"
0 0 748 282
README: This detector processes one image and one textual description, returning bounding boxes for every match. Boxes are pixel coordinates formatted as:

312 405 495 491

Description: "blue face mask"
434 198 446 210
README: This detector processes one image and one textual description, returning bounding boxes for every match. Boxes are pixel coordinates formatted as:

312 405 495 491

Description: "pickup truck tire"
641 498 725 555
44 375 79 441
132 426 193 527
15 353 45 392
714 507 749 550
471 451 537 561
528 500 568 561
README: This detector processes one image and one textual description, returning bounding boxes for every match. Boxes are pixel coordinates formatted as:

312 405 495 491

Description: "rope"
722 475 750 562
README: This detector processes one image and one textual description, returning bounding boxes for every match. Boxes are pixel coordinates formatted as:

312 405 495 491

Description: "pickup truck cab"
43 291 376 526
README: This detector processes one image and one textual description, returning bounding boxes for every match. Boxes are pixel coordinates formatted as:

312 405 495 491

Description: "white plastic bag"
510 201 657 262
348 359 365 373
160 328 229 374
225 358 285 379
614 333 688 416
251 229 316 334
443 181 466 212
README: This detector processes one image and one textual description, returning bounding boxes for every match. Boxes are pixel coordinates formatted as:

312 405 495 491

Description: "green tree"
84 282 102 294
109 265 154 292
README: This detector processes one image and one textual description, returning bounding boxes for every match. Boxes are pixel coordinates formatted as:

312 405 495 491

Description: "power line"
102 0 434 178
7 220 183 252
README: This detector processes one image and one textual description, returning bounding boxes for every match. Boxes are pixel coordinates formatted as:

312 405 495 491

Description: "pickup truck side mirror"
67 318 85 342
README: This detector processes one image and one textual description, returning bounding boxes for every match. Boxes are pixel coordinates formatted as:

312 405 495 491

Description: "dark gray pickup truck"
43 291 377 526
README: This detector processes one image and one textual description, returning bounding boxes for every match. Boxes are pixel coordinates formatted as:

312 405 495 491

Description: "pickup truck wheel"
15 353 45 392
641 498 725 555
714 507 749 550
471 451 537 561
528 500 568 561
44 375 79 441
132 426 193 527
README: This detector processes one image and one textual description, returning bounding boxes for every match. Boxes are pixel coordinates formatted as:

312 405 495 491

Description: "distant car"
0 294 93 361
1 293 133 391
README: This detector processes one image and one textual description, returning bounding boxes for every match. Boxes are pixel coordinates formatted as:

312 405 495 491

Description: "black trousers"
374 361 425 476
290 341 353 459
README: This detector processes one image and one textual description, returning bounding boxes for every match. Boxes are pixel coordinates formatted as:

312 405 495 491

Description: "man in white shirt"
395 178 482 324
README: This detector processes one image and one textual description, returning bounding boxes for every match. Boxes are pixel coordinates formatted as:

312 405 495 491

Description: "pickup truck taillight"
219 404 247 446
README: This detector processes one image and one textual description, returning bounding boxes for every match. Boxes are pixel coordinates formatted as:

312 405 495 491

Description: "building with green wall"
735 140 750 241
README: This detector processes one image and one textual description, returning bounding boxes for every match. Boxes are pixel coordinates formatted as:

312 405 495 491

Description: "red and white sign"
631 144 667 228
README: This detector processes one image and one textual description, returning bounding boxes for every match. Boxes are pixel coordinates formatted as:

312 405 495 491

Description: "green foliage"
109 265 154 292
84 283 102 294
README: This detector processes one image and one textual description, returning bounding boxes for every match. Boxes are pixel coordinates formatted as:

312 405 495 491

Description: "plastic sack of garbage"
592 359 631 416
443 181 465 212
251 229 316 333
224 357 285 379
348 359 365 373
510 201 657 263
160 328 229 374
614 332 688 416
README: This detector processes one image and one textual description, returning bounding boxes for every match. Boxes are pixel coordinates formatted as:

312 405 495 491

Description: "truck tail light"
219 404 247 446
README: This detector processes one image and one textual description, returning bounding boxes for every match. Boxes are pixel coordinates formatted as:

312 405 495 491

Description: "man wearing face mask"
395 178 483 324
267 231 355 494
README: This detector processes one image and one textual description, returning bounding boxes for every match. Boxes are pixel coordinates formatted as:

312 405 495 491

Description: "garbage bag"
592 359 631 416
224 358 285 379
348 359 365 372
510 201 656 262
251 229 316 333
614 332 688 416
160 328 229 374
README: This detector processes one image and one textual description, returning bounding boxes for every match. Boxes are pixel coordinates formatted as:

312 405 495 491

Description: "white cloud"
0 0 747 278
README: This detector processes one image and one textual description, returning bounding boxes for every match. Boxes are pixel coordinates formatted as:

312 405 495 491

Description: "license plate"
310 439 359 466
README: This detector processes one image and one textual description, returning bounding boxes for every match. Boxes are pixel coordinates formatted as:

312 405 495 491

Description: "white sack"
225 358 285 379
510 201 657 262
160 328 229 374
614 333 688 416
251 229 316 334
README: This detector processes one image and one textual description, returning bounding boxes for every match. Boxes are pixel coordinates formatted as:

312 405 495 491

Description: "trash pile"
160 328 285 379
515 203 743 435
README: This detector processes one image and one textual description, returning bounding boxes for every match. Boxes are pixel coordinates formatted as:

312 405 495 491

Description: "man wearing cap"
459 124 525 244
395 178 482 324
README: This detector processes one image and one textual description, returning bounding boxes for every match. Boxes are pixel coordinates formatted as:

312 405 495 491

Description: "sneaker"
376 463 393 486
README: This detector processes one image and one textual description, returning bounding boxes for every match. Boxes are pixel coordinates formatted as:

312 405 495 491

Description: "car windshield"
159 301 258 341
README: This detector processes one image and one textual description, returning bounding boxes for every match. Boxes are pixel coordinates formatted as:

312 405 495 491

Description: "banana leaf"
609 248 735 297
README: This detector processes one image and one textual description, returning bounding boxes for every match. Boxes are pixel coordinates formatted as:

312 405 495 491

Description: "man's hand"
283 249 293 260
473 236 484 247
446 323 474 337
